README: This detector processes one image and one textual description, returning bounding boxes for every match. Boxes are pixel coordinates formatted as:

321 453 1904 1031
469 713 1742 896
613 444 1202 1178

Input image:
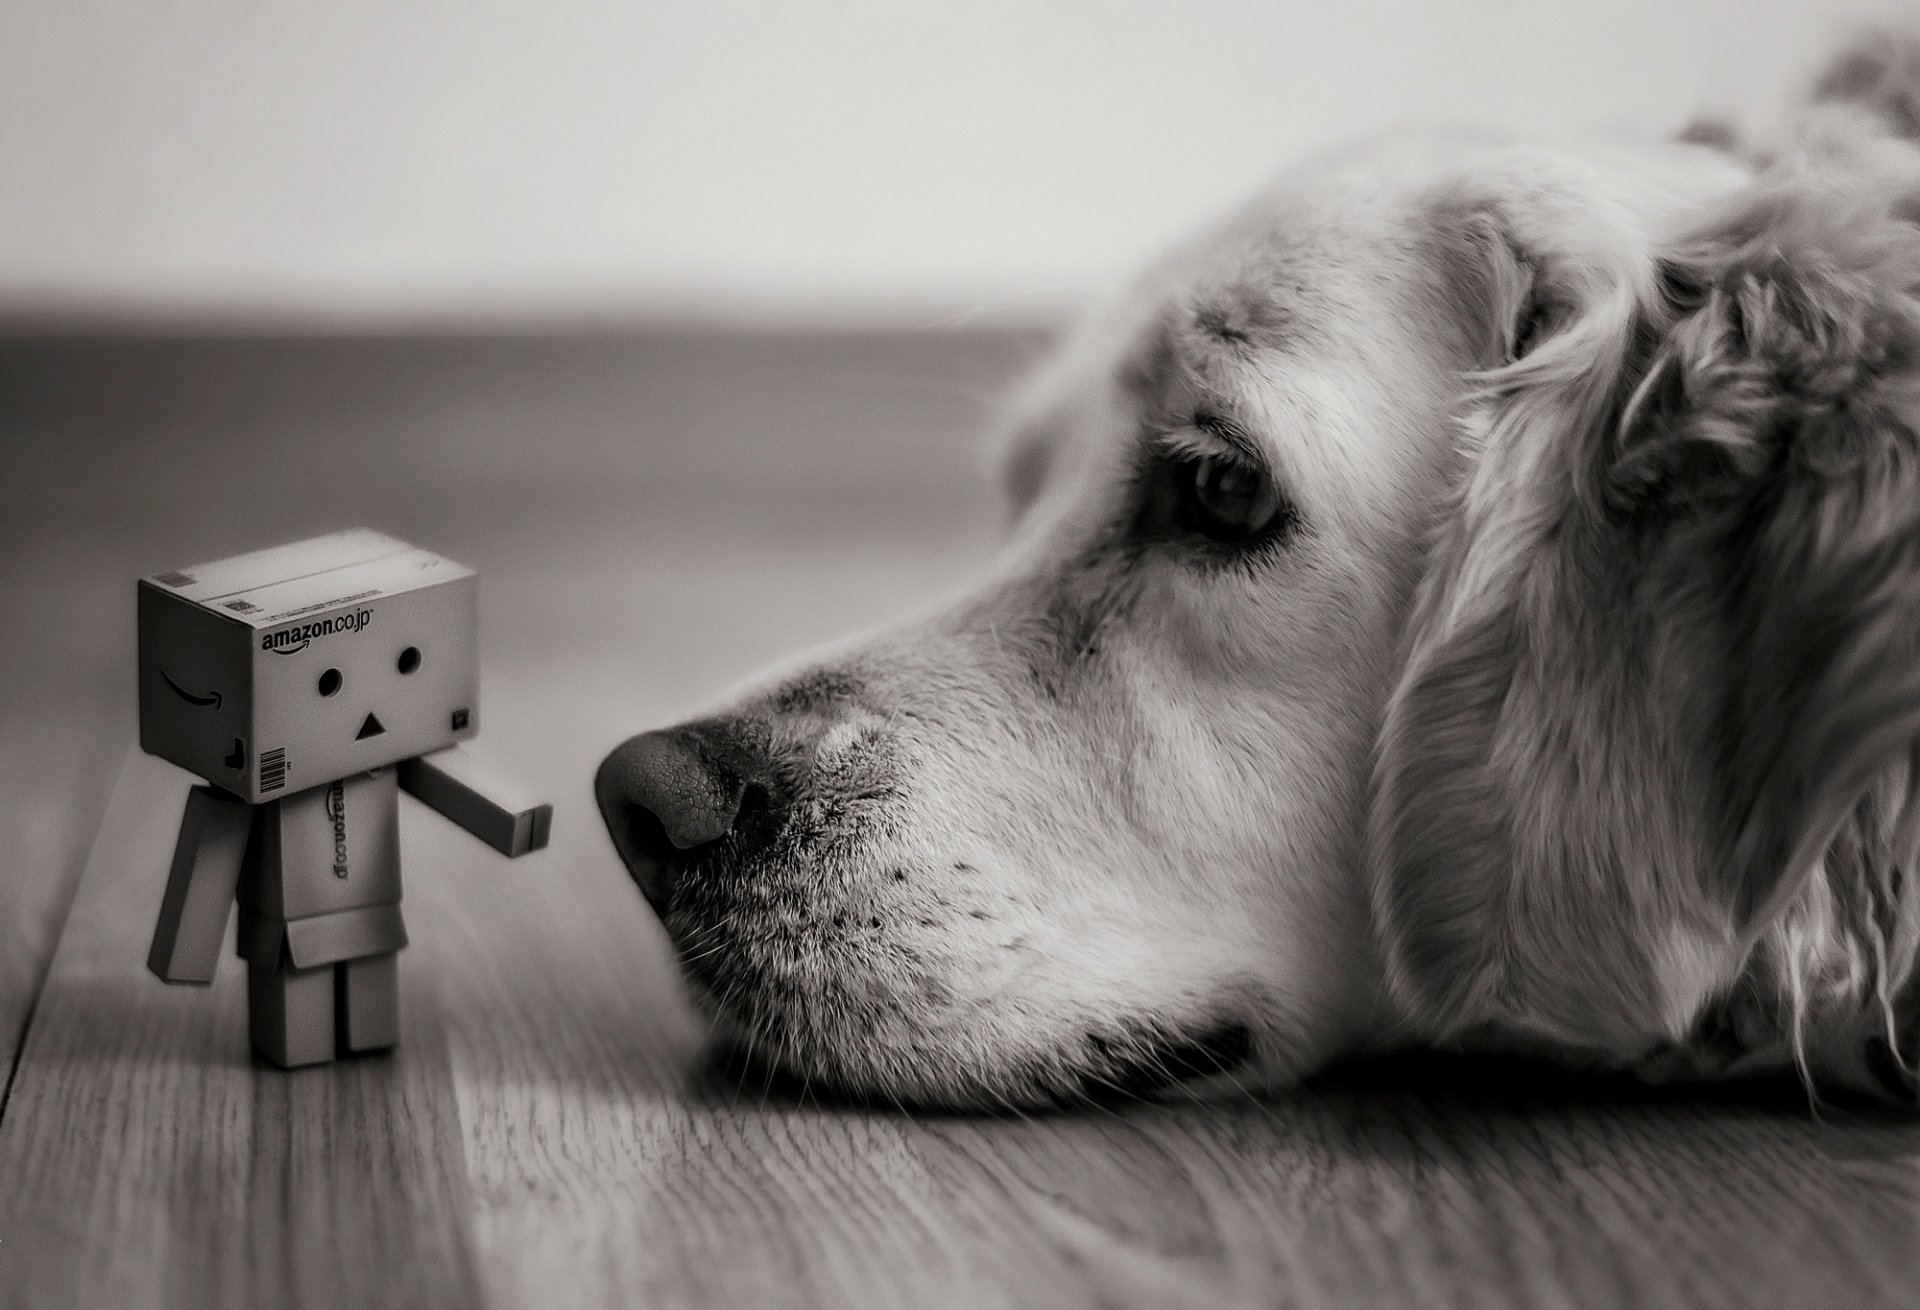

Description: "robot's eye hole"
397 646 422 675
318 668 343 697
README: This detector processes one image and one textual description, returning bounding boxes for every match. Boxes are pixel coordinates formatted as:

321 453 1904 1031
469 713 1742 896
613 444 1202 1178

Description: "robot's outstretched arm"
149 785 251 984
399 744 552 858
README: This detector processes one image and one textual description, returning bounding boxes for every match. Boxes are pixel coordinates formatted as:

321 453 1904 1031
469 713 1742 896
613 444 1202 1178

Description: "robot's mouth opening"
356 713 386 739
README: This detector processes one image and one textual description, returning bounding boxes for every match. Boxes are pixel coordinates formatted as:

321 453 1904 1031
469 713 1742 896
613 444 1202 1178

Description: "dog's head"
599 42 1920 1109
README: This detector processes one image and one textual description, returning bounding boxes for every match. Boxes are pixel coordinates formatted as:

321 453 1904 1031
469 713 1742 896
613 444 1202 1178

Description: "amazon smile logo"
160 670 222 710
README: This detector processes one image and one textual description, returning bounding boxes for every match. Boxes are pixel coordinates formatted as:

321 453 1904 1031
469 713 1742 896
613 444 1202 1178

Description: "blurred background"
0 0 1905 1057
0 0 1894 331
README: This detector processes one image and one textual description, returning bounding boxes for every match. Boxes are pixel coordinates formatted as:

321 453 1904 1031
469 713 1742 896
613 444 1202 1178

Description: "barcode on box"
259 748 288 793
154 571 196 588
223 598 259 614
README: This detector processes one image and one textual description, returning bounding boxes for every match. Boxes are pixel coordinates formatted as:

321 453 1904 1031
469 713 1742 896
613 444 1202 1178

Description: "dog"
598 31 1920 1110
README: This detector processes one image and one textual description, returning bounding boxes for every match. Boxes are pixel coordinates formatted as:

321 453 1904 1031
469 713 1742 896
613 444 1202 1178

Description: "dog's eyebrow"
1188 411 1267 467
1123 312 1280 465
1155 409 1276 480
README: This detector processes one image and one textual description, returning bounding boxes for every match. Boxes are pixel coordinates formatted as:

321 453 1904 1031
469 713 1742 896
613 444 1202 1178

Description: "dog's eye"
1173 454 1290 544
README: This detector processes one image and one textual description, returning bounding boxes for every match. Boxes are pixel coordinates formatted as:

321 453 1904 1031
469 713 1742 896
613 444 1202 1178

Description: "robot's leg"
248 959 337 1068
336 952 400 1055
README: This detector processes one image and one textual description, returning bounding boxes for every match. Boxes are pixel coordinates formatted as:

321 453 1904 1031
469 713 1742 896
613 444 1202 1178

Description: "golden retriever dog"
598 31 1920 1110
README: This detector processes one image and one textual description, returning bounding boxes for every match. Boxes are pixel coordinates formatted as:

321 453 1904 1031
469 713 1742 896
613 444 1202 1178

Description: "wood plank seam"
0 731 127 1134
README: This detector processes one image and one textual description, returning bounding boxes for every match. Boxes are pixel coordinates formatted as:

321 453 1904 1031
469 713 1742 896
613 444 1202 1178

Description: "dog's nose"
595 726 753 913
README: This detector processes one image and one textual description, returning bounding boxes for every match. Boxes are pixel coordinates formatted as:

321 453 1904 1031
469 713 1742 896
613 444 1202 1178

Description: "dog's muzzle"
594 717 774 913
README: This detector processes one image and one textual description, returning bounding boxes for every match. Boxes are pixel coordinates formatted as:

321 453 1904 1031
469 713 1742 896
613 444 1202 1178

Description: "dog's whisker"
921 284 1087 331
674 939 730 968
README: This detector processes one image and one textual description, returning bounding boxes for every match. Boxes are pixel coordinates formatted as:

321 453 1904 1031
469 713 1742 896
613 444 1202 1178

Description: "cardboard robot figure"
138 529 552 1068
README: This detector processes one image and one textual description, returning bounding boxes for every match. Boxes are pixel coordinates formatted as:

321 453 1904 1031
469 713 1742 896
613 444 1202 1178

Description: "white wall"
0 0 1902 328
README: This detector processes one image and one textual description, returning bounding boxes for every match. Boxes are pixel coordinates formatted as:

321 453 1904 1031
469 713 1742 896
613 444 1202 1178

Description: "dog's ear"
1373 175 1920 1093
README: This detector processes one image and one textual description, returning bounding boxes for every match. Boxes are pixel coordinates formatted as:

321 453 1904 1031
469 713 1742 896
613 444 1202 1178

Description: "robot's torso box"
138 528 480 804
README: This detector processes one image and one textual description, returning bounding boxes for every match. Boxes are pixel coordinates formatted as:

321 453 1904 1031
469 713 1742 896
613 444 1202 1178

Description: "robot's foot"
337 953 400 1055
246 954 402 1067
249 962 338 1068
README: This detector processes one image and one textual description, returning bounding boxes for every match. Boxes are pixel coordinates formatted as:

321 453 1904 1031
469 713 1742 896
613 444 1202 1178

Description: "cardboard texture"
338 954 400 1053
241 769 403 920
139 529 479 804
139 528 551 1069
234 770 408 960
400 745 554 857
248 962 338 1068
284 905 409 969
147 786 252 984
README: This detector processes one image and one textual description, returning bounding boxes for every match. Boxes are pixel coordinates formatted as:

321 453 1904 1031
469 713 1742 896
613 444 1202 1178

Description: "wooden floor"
2 329 1918 1310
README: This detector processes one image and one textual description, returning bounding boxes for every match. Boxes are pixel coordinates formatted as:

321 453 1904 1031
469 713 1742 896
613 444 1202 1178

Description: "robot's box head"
138 529 479 802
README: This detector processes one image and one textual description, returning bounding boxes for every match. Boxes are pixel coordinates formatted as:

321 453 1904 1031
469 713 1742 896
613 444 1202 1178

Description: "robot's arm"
399 744 552 858
148 785 251 984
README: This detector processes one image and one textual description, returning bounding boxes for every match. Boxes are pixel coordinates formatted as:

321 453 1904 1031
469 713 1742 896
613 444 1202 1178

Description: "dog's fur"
607 32 1920 1109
